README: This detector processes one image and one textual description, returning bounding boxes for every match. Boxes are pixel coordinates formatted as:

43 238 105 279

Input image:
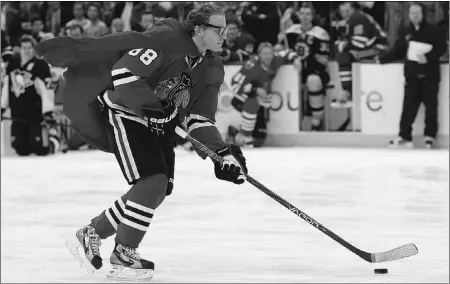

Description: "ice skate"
424 136 435 149
389 137 413 148
65 224 103 274
107 243 155 281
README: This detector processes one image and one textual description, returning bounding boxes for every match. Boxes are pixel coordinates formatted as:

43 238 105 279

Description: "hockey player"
334 2 388 107
36 4 248 281
1 36 59 156
227 42 283 147
284 3 330 130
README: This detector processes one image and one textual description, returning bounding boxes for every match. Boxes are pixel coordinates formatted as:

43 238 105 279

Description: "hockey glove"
143 104 178 136
214 144 248 185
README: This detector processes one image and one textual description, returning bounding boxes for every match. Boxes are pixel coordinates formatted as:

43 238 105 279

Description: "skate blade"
107 265 154 281
65 238 96 275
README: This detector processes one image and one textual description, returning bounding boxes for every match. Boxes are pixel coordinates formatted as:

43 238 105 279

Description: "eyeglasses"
201 23 228 36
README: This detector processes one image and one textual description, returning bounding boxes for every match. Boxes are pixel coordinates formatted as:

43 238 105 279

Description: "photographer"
379 3 446 148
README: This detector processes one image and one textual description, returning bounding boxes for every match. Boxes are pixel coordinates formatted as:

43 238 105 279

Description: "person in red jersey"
227 42 284 147
36 4 248 281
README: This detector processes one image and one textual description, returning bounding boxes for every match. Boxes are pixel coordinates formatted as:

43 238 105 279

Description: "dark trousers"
399 76 439 141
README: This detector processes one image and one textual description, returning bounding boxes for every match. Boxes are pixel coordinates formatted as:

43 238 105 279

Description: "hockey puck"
374 268 388 274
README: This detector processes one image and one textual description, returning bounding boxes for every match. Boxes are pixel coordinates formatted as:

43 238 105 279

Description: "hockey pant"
10 119 60 156
90 94 175 248
336 51 354 100
302 72 328 129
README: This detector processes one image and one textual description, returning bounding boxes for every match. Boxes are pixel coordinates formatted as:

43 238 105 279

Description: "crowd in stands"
1 2 448 63
0 2 448 152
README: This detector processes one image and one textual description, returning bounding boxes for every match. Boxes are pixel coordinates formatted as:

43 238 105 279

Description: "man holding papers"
379 3 446 148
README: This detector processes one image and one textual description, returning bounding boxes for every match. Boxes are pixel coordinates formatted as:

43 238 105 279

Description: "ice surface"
1 147 449 283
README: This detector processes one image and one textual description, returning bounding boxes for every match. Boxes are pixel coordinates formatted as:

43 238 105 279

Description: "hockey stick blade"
174 126 419 263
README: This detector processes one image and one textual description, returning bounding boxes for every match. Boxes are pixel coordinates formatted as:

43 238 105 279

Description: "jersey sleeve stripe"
112 68 133 76
351 40 366 49
113 75 140 87
188 114 213 122
187 115 215 133
188 121 215 133
112 67 140 87
113 72 136 81
352 35 370 43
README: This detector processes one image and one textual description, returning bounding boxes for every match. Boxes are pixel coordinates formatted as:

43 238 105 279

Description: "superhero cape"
35 18 199 152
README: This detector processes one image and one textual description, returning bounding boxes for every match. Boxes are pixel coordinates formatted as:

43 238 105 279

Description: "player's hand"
1 108 5 121
143 104 179 136
214 144 248 185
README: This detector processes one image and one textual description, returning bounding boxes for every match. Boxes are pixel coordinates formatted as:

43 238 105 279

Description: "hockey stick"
174 126 418 263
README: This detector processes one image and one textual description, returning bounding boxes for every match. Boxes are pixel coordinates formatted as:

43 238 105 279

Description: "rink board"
2 63 449 157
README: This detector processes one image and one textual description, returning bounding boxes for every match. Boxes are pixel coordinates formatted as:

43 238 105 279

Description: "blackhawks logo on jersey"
154 73 193 109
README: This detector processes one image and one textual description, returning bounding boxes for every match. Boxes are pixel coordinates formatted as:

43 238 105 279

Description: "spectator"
109 2 136 31
241 2 280 47
110 18 125 33
66 24 84 38
4 2 22 45
84 3 109 37
65 2 90 31
151 4 168 22
45 2 61 37
219 19 255 64
134 10 155 32
31 17 54 43
20 14 33 37
379 3 446 149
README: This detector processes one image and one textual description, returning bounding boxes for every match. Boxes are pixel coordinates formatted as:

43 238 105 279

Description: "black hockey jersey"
334 10 388 59
1 56 54 120
285 24 330 73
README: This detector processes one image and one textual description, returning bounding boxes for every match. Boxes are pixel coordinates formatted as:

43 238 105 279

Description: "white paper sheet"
407 41 433 62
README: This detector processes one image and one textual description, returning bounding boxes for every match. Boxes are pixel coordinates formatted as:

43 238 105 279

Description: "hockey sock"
115 174 167 248
337 52 354 100
240 97 259 136
91 193 127 239
308 90 325 128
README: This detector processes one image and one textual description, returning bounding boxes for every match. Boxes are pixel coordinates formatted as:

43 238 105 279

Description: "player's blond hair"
184 4 224 37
